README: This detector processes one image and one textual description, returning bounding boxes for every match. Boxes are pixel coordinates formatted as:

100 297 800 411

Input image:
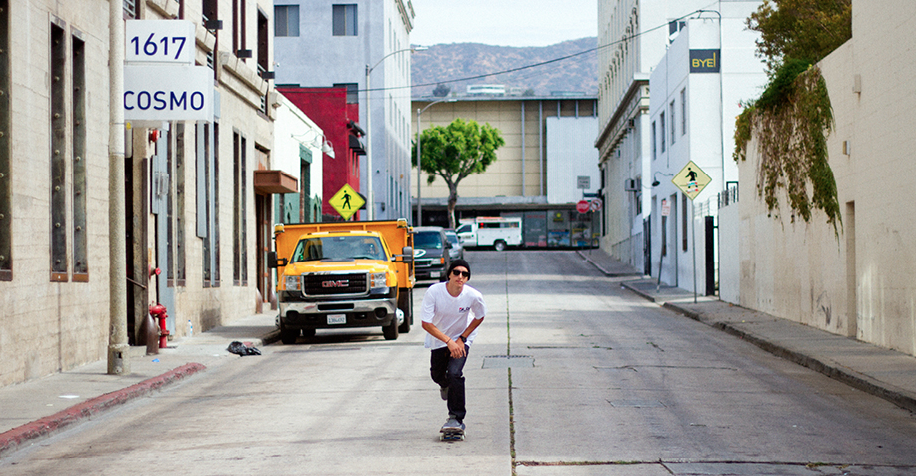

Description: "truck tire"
383 317 399 340
398 289 412 334
280 327 300 345
494 240 507 251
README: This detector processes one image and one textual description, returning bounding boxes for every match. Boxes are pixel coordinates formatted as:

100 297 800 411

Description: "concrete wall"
0 0 278 387
0 0 113 386
737 1 916 356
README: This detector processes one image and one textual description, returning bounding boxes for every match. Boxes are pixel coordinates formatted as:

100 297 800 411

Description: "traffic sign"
576 200 590 214
589 198 602 212
671 161 712 200
328 183 365 220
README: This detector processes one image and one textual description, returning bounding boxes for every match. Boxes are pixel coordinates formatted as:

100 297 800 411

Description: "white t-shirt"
421 282 487 350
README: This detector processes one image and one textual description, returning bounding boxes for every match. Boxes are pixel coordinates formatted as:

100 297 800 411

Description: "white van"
456 217 522 251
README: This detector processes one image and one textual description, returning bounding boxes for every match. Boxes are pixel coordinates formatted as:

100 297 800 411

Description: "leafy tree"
747 0 852 74
412 118 505 229
432 83 451 97
735 0 850 233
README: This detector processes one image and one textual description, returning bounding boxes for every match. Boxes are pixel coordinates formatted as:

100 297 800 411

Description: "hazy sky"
409 0 598 47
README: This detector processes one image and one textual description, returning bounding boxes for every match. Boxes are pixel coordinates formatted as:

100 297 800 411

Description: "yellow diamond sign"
671 161 712 201
328 183 365 220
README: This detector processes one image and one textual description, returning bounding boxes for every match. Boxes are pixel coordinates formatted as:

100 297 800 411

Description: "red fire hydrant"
149 303 170 349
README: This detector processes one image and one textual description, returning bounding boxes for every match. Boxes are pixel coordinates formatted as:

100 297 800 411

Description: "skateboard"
440 425 465 441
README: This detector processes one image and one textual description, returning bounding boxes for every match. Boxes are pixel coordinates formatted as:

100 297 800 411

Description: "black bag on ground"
227 341 261 356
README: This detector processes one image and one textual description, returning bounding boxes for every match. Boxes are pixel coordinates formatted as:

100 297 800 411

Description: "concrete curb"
0 362 206 458
576 250 643 277
663 302 916 414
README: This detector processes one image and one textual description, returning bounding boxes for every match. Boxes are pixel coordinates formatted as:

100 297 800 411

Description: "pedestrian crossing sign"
328 183 365 220
671 161 712 201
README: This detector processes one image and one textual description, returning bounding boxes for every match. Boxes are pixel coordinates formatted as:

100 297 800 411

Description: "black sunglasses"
450 269 470 278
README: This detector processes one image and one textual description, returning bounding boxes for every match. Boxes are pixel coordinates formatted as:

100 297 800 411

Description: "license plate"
430 271 440 278
327 314 346 325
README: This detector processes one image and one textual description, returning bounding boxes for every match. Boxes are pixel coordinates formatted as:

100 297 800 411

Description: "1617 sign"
126 20 195 64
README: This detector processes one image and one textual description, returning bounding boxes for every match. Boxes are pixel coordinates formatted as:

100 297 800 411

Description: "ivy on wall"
734 59 840 234
734 0 851 236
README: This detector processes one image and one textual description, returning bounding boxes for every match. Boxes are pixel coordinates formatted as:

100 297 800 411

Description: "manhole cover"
482 355 534 369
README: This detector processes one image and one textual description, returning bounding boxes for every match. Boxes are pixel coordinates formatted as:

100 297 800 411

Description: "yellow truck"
268 219 414 344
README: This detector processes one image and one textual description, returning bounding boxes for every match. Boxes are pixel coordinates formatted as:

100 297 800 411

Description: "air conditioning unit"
624 178 638 191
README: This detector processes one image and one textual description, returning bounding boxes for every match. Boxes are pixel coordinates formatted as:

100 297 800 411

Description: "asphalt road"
3 251 916 475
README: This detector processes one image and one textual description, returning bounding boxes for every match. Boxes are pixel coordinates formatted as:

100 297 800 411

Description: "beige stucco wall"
0 0 277 387
738 1 916 356
0 1 113 386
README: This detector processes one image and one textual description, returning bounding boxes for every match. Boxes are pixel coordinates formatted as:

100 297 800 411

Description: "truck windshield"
291 236 386 262
413 231 443 249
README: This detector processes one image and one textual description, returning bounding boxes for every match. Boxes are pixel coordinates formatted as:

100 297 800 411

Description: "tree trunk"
447 185 458 229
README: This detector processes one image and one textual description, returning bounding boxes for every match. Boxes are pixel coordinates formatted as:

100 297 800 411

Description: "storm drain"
482 355 535 369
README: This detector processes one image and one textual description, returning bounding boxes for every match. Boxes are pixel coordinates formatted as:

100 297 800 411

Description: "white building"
274 0 416 221
595 0 762 274
647 13 765 290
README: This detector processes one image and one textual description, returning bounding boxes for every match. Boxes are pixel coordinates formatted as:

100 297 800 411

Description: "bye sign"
689 49 720 73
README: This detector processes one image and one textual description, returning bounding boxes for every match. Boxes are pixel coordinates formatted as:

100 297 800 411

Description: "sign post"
671 161 711 303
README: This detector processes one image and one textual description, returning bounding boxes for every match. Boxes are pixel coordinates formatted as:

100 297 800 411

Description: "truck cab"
269 220 414 344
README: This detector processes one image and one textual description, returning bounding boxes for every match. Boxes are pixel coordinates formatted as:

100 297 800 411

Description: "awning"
349 134 367 156
253 170 298 194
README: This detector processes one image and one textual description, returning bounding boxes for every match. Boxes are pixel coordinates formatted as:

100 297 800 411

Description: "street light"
415 98 456 226
364 45 428 220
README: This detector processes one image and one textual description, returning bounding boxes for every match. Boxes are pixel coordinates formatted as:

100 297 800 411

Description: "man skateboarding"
421 259 486 440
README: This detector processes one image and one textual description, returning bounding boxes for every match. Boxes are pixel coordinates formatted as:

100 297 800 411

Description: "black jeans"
430 344 470 422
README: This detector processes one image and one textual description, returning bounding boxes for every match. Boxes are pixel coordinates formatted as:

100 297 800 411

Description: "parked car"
412 226 451 281
445 229 464 261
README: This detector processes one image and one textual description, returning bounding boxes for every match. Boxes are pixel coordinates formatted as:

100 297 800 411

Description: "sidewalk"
0 313 280 458
577 249 916 414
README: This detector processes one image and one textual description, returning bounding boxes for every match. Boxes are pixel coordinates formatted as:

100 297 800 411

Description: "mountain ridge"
410 37 599 98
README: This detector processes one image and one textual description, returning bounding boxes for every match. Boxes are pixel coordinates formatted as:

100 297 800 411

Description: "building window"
0 0 10 281
233 131 248 286
659 112 666 153
257 9 270 80
651 121 657 161
332 4 358 36
123 0 137 19
275 5 299 37
50 23 67 281
203 0 218 23
72 34 88 280
669 100 676 145
680 88 687 136
232 0 247 56
197 122 220 287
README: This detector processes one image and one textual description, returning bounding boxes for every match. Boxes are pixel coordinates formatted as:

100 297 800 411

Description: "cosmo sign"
124 65 213 121
123 20 214 122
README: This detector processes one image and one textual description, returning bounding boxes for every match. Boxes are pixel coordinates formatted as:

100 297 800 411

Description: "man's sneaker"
442 418 462 431
440 385 449 401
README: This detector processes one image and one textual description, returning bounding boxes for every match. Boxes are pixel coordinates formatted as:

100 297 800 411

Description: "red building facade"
277 87 366 220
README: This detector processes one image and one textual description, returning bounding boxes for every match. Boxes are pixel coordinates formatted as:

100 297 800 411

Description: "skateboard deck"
440 427 465 441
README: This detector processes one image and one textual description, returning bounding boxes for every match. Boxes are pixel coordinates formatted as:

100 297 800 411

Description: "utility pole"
108 0 129 375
